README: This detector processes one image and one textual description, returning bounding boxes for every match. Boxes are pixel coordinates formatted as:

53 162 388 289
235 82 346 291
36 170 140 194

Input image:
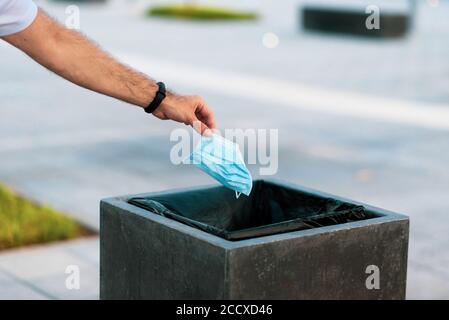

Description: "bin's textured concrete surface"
100 182 409 300
1 0 449 299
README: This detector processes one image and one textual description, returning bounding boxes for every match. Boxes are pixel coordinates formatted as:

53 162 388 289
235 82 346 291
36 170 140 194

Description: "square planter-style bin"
100 179 409 300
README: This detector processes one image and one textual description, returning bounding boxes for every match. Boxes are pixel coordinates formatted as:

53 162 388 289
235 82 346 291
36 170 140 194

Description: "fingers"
157 93 215 136
194 98 216 130
187 96 215 136
191 119 212 136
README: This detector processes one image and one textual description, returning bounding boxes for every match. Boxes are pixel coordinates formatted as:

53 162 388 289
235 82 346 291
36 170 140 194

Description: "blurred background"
0 0 448 299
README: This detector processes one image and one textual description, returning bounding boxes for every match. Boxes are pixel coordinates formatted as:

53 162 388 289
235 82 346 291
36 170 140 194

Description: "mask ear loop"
235 191 241 199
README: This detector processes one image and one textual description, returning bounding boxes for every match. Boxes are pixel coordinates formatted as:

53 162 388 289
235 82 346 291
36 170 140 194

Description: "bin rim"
101 178 409 249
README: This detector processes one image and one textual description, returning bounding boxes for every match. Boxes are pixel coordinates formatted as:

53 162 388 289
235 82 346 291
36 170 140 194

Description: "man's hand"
1 9 215 135
153 94 215 135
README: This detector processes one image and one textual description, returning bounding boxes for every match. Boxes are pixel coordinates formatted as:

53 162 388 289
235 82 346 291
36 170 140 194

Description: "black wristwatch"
144 82 166 114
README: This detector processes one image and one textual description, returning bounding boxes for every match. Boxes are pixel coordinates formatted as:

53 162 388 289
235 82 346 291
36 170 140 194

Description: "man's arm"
1 9 215 134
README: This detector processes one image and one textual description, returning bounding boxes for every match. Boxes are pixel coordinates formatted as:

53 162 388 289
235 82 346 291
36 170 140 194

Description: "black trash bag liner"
129 180 376 241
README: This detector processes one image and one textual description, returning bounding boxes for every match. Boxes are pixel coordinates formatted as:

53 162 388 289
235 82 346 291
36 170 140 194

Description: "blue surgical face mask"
185 134 252 198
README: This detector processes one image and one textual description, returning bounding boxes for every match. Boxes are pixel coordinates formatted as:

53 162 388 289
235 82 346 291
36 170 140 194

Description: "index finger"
195 102 216 130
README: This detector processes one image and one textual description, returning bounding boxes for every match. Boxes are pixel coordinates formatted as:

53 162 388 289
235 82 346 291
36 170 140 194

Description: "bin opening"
128 180 378 241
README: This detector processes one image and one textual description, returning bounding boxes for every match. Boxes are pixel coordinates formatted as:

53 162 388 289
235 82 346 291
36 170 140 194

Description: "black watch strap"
144 82 166 114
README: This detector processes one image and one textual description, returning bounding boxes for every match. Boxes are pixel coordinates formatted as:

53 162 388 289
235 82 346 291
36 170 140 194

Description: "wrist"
159 91 175 108
143 81 166 114
152 91 178 119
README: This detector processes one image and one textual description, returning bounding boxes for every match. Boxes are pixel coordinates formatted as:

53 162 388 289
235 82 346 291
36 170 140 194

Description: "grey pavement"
0 238 99 300
1 0 449 299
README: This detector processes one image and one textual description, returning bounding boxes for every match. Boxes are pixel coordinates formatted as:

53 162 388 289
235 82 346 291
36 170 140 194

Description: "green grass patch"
0 184 93 251
147 4 258 21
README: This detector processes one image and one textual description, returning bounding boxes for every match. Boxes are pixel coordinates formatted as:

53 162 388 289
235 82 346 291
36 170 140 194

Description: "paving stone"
32 265 99 300
0 270 50 300
407 263 449 299
0 239 99 300
0 280 48 300
0 243 92 280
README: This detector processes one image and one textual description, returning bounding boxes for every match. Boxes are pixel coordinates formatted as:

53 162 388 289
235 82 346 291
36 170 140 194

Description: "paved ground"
0 238 98 300
1 0 449 299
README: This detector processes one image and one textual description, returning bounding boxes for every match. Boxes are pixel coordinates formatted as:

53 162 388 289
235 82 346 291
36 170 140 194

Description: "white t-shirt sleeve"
0 0 38 37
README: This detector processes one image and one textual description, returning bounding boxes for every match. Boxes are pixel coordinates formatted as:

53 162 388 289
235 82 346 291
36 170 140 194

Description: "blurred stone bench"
300 0 414 38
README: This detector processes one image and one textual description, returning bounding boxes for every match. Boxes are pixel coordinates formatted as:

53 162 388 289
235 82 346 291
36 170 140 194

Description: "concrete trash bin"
100 179 409 300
